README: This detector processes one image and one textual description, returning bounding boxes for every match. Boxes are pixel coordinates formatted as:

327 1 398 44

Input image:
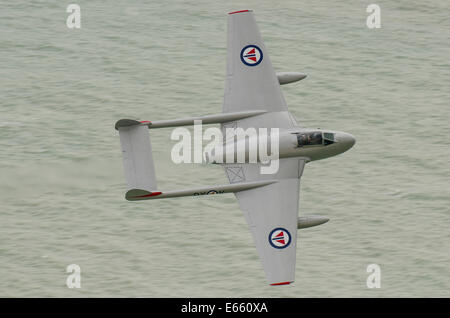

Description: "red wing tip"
140 121 151 124
228 10 251 15
270 282 292 286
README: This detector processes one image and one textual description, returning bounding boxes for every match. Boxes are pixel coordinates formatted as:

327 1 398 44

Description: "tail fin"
116 119 157 192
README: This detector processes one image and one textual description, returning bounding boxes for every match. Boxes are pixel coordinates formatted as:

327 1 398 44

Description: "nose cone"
337 132 356 152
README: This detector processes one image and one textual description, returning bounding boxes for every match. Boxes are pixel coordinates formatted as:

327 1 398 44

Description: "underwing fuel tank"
297 215 329 229
276 72 307 85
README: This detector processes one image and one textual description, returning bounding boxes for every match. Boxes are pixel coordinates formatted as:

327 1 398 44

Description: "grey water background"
1 0 449 297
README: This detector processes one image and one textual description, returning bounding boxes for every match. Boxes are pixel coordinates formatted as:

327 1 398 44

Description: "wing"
224 10 288 114
223 10 300 131
222 10 305 285
224 158 306 285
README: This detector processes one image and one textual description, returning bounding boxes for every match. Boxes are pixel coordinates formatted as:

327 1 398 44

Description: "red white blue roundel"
240 45 263 66
269 228 291 249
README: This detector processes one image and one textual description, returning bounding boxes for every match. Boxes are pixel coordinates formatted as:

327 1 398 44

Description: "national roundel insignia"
268 228 291 249
240 45 263 66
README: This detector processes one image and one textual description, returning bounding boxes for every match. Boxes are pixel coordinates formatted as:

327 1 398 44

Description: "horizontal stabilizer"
126 180 277 201
117 123 157 192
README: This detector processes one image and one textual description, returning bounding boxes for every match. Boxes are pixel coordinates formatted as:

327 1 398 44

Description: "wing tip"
228 9 252 15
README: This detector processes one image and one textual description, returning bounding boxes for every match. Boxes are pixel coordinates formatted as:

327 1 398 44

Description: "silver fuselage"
278 128 355 162
205 128 355 164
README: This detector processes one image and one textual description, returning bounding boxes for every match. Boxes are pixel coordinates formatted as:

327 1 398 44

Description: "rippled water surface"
1 0 449 297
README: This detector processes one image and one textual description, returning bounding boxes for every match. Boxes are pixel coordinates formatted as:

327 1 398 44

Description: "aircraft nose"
338 132 356 151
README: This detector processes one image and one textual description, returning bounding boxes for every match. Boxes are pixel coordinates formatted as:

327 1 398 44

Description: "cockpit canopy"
295 131 335 147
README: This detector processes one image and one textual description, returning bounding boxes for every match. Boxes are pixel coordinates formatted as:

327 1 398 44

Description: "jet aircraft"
115 10 355 285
